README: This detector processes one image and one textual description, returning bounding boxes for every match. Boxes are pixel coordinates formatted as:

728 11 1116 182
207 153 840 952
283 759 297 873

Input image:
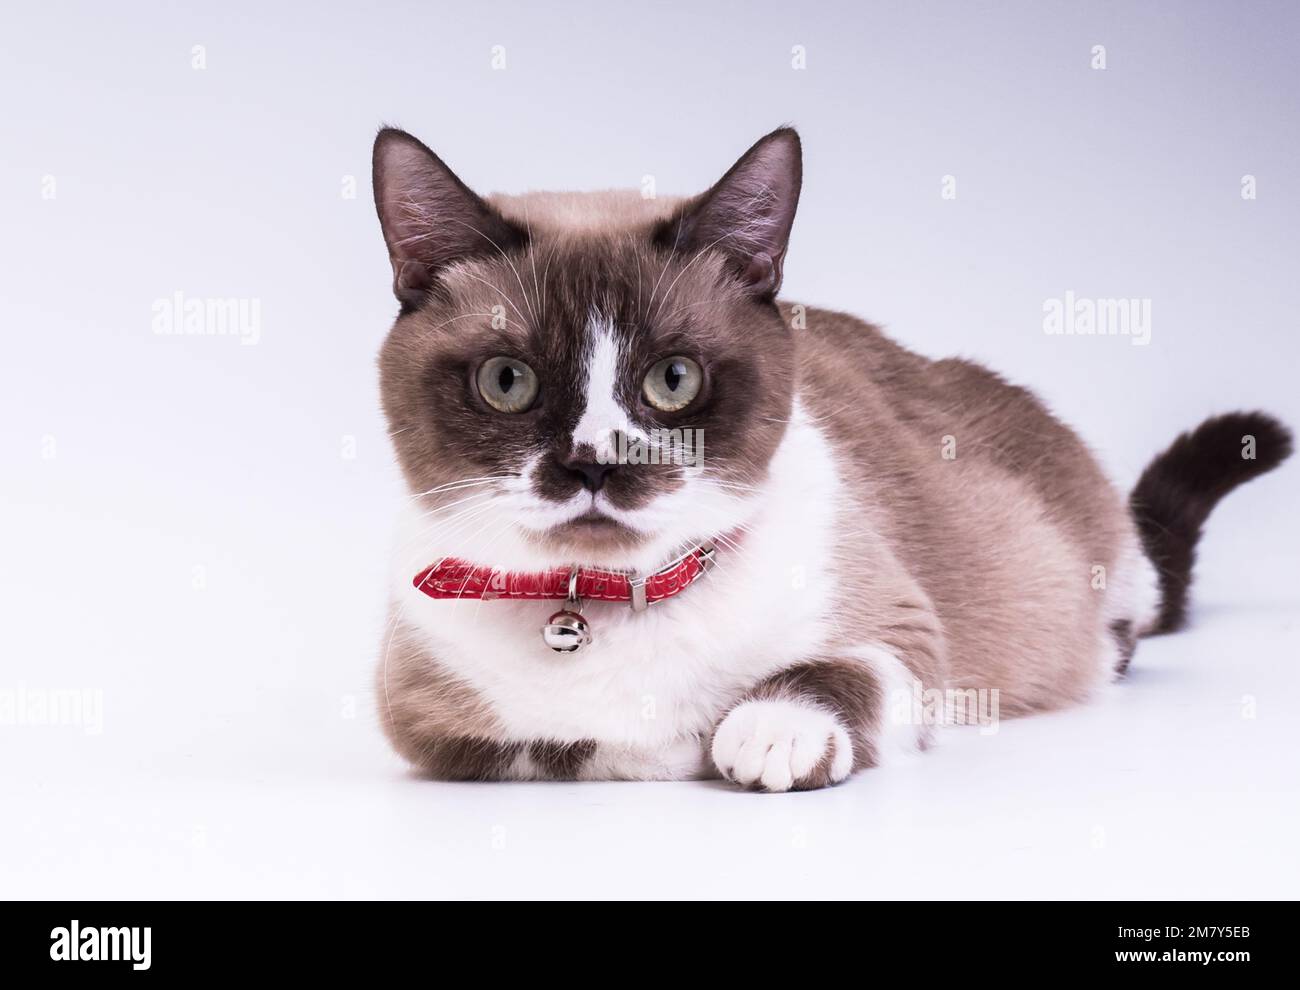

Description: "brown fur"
370 126 1289 788
786 304 1125 714
1131 411 1293 633
380 619 601 780
749 660 885 775
377 617 513 778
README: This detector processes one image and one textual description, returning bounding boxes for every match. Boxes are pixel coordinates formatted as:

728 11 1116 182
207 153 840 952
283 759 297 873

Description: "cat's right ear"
372 128 525 308
653 127 802 300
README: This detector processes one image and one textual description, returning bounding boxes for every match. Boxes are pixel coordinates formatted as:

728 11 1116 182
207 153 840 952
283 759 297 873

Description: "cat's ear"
656 127 802 299
372 128 526 307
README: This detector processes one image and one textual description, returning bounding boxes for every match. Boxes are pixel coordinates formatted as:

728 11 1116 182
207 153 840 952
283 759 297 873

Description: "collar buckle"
628 575 649 612
627 543 716 613
697 543 717 572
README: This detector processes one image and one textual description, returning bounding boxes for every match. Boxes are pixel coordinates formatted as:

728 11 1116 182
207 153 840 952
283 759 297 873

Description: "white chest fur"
388 404 843 747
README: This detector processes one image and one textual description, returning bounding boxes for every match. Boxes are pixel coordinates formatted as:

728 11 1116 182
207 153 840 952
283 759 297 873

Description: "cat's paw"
711 699 853 792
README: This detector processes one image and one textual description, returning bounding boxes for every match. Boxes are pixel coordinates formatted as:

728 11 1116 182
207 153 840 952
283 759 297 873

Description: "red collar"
413 543 717 612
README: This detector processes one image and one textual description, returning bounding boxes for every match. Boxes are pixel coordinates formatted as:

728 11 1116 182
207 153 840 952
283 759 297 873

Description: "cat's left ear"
372 127 526 308
655 127 802 299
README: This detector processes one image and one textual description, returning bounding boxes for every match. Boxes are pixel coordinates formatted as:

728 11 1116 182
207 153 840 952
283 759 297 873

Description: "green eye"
642 356 704 412
476 356 539 413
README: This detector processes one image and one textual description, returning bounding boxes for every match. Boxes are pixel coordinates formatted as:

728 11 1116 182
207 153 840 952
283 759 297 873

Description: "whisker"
410 498 500 543
458 270 532 331
413 489 498 520
443 217 538 326
653 213 778 322
540 243 555 326
645 213 685 321
522 199 543 324
406 476 516 501
453 516 518 600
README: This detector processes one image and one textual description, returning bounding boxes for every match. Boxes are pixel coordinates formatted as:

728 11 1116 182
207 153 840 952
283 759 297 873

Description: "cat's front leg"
711 655 904 792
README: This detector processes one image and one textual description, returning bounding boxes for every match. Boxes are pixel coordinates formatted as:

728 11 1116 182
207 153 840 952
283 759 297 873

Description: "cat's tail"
1130 411 1292 635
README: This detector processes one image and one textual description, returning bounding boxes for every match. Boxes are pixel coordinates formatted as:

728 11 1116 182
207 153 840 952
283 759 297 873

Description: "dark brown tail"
1130 412 1292 634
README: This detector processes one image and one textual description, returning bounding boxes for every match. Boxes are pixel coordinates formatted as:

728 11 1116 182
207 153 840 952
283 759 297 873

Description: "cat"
371 126 1291 791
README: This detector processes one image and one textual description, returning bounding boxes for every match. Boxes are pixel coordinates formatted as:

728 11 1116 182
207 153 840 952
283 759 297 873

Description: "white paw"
711 699 854 792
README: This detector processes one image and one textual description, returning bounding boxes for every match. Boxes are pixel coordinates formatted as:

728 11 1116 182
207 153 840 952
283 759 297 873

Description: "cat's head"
374 127 802 572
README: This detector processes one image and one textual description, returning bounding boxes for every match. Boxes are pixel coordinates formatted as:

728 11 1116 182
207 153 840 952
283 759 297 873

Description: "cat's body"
372 130 1290 790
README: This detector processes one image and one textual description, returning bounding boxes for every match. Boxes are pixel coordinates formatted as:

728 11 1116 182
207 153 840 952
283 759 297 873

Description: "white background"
2 1 1297 898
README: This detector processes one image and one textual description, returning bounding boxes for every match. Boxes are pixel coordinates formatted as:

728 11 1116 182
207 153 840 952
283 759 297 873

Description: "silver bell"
542 608 591 653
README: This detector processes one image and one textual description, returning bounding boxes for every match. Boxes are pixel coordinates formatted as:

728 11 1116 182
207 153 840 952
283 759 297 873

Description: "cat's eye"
642 356 703 412
476 356 539 413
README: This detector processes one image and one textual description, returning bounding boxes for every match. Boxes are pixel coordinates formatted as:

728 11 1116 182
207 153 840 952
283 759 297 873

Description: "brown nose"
560 456 618 492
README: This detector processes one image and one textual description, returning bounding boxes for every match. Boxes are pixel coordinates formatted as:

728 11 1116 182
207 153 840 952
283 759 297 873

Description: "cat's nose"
559 456 618 492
